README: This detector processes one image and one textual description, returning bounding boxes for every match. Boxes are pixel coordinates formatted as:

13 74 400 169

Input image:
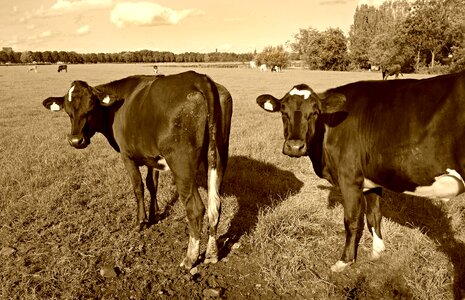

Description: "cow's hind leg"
172 168 205 269
205 163 223 264
121 155 148 231
364 188 385 259
146 167 160 225
331 180 365 272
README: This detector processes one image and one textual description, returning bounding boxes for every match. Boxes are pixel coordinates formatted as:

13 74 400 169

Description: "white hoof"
372 232 385 260
330 260 353 272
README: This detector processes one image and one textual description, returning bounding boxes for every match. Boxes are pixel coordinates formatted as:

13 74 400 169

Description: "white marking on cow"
102 95 111 104
403 168 465 201
50 102 60 112
363 178 381 192
264 101 274 111
371 231 385 260
154 156 170 171
180 236 200 268
205 236 219 264
289 87 311 99
331 260 353 272
68 85 75 102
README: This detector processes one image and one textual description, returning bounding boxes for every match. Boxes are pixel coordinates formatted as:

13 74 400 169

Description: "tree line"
0 48 253 65
349 0 465 73
260 0 465 73
2 0 464 74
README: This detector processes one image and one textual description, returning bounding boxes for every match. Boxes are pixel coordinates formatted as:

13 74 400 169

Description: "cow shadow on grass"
323 186 465 300
216 155 304 258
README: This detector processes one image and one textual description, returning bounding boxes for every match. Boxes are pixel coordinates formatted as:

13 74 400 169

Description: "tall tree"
367 0 412 68
256 45 290 67
402 0 450 68
348 4 380 69
292 27 348 70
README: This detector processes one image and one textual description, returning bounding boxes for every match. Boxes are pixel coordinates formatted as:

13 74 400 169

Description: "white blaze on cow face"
50 102 60 111
68 85 75 102
289 87 311 99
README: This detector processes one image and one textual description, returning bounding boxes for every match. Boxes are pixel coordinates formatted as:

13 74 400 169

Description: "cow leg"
173 173 205 269
331 181 365 272
145 167 159 225
205 164 223 264
364 188 385 259
121 155 148 231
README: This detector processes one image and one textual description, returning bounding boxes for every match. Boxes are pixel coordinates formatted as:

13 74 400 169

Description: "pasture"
1 64 464 299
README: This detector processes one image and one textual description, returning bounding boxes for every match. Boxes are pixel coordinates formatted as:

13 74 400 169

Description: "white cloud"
41 30 53 37
51 0 113 12
76 25 91 35
110 2 204 28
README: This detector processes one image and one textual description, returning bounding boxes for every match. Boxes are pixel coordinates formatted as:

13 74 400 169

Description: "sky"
1 0 386 54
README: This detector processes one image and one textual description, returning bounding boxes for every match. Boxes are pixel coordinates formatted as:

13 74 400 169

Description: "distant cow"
381 64 402 80
249 61 257 69
257 71 465 272
153 65 158 73
271 65 281 72
259 64 267 72
58 65 68 72
42 71 233 269
28 65 37 72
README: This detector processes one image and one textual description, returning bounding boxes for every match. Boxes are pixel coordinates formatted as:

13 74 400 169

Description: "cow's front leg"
174 175 205 269
331 180 365 272
121 155 148 231
364 188 385 259
145 167 160 225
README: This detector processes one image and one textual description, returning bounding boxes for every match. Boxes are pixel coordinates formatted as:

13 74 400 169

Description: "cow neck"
98 103 120 152
307 117 326 179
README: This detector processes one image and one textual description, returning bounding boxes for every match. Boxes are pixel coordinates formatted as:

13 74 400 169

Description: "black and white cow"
257 71 465 272
43 71 233 269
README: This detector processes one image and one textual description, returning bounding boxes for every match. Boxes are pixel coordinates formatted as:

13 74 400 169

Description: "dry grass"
1 64 464 299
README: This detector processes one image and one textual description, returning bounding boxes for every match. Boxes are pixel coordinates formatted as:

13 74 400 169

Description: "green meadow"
1 63 464 299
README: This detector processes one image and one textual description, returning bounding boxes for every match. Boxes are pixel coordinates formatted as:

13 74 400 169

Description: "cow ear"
256 94 281 112
93 88 120 107
43 97 64 112
320 93 346 114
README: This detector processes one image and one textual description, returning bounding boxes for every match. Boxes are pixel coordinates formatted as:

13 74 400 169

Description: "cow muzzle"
283 139 307 157
67 135 89 149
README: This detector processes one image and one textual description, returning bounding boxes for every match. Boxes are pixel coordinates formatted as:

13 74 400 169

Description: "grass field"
1 64 465 299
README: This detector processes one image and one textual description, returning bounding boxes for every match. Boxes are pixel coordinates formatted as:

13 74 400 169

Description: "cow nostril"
284 140 307 156
68 136 87 148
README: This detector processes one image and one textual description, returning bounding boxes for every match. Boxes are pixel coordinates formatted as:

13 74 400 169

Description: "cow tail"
202 76 220 170
200 75 224 263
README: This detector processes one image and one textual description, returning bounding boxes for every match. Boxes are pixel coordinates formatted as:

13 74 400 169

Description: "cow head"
42 81 119 149
257 84 345 157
